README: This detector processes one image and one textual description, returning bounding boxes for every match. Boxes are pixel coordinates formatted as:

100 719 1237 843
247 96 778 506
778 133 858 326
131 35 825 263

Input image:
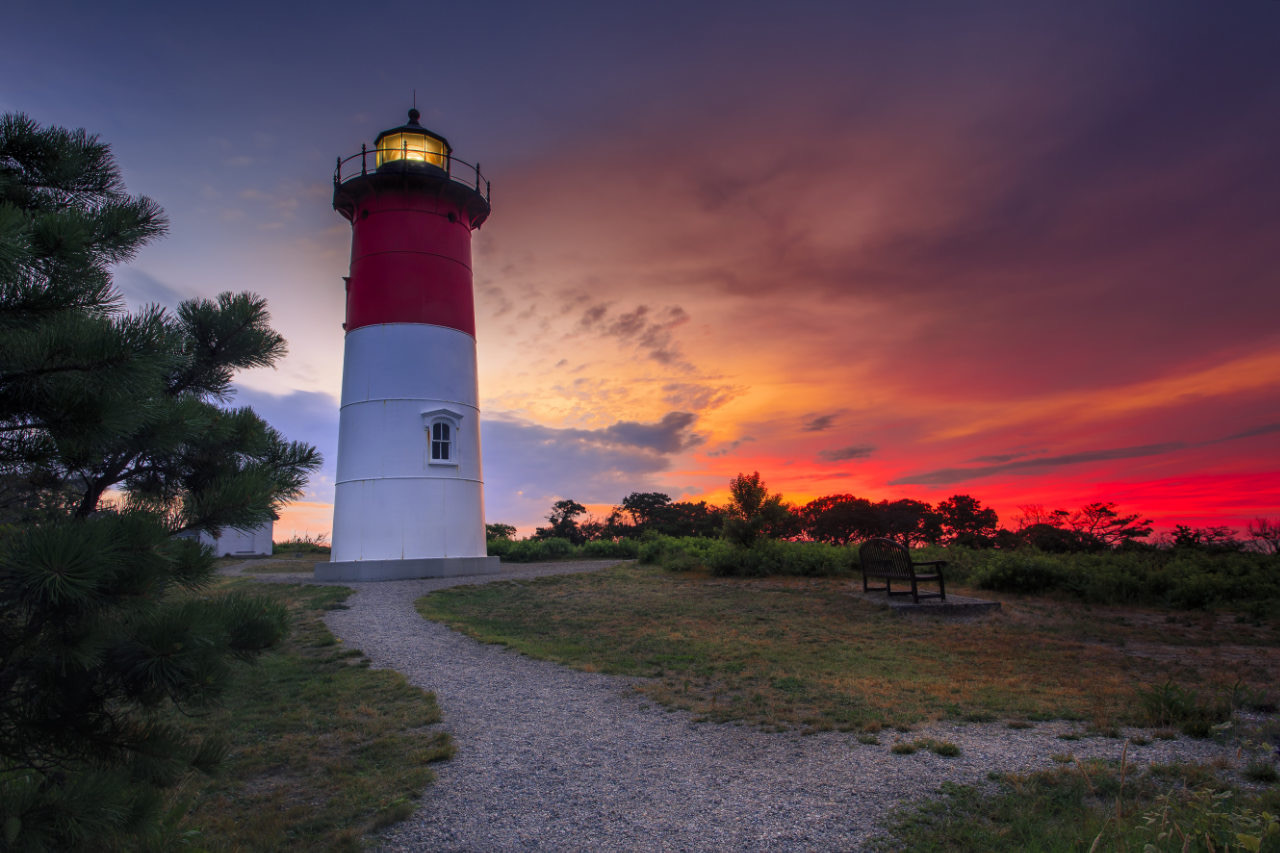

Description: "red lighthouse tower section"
319 110 498 582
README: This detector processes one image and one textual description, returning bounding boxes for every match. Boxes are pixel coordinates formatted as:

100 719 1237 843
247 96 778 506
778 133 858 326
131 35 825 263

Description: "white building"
199 522 273 557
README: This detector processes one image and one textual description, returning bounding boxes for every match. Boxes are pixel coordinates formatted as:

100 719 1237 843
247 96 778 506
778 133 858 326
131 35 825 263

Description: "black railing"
334 145 490 204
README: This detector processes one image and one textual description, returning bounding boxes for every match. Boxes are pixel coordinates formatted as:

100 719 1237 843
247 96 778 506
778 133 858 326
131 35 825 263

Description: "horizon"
7 1 1278 541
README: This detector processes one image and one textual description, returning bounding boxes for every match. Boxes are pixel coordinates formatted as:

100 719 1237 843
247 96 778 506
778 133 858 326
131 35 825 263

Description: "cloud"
661 382 740 412
608 305 649 338
229 386 340 500
817 445 875 462
802 412 841 432
562 298 692 366
968 450 1048 464
892 442 1187 486
596 411 705 454
116 269 190 310
707 435 755 458
607 304 691 365
578 301 610 329
482 412 706 520
1220 422 1280 442
895 419 1280 487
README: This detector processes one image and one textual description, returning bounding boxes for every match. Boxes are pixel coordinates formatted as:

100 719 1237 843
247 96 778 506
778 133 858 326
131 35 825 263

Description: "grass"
165 579 453 851
873 758 1280 851
275 533 332 555
415 563 1279 733
234 554 324 574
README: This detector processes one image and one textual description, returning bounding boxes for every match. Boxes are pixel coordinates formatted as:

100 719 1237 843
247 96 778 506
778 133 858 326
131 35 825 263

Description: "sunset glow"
7 2 1277 541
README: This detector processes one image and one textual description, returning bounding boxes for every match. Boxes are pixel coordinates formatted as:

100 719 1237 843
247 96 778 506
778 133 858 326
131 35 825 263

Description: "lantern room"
374 108 451 171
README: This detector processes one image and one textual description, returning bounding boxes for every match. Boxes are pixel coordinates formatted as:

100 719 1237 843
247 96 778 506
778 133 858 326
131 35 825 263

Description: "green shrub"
639 535 736 572
486 537 515 558
580 539 640 559
969 551 1066 594
1243 760 1279 784
647 536 1280 612
492 537 577 562
275 534 331 555
1135 679 1231 731
488 536 640 562
704 539 855 577
925 739 961 757
940 545 1280 613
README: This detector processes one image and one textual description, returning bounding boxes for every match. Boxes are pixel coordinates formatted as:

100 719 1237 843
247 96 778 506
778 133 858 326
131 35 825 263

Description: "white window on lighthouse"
432 421 451 460
422 409 462 467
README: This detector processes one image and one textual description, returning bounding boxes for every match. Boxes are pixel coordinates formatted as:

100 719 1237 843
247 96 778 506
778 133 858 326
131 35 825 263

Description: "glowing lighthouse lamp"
317 109 500 581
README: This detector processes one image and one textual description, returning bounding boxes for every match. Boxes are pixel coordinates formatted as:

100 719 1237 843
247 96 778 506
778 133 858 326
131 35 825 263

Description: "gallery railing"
334 145 490 204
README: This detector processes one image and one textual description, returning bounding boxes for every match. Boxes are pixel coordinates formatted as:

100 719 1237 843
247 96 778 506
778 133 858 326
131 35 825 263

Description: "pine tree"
0 113 322 849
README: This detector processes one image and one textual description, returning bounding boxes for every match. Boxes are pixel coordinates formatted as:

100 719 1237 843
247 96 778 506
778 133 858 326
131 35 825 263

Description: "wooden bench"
858 538 946 604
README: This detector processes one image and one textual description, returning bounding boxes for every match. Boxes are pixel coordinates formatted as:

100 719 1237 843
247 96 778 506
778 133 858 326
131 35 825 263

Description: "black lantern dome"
374 108 452 172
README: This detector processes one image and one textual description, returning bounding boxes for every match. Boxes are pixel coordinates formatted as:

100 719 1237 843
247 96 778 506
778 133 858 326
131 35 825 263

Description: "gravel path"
225 559 1252 851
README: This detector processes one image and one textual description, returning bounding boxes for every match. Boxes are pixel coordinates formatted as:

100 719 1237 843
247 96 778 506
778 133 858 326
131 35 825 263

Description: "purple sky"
7 0 1279 537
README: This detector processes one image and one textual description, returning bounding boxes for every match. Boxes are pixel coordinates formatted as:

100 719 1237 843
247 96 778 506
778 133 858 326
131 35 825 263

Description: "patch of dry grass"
227 555 323 574
417 563 1280 732
168 580 453 851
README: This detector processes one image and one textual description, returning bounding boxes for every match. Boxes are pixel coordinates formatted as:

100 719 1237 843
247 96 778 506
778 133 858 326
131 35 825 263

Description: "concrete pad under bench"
852 589 1002 618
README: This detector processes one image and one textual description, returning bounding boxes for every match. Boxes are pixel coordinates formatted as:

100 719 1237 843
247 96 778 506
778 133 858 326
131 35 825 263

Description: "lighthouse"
317 109 500 581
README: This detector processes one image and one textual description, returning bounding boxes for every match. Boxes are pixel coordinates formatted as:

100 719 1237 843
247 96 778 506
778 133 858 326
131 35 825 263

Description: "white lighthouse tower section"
318 322 496 581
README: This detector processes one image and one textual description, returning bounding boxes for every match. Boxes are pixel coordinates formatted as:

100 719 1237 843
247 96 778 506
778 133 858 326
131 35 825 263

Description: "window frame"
422 408 463 467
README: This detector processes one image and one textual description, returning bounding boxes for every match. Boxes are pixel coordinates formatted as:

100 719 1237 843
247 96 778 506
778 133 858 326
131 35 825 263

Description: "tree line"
493 472 1280 555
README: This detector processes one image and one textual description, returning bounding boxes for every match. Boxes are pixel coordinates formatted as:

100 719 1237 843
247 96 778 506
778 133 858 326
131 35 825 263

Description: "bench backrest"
859 537 914 579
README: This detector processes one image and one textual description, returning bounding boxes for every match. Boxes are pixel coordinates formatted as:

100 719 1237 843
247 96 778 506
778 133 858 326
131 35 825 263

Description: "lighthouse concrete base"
315 555 501 582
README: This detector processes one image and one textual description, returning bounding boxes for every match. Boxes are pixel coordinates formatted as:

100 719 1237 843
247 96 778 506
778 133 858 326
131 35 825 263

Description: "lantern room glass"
376 131 448 169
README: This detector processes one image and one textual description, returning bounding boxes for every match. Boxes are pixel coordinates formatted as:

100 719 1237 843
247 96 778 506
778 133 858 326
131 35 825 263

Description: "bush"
487 536 640 562
640 536 855 577
1134 679 1232 731
638 535 733 571
580 539 640 559
276 534 331 555
969 551 1067 594
485 537 515 558
937 545 1280 614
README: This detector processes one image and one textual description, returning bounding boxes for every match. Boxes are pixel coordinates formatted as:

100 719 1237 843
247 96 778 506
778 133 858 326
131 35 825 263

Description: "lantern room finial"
407 107 421 124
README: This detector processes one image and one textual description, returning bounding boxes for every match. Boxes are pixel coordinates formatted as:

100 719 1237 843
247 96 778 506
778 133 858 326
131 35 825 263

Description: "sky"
6 0 1279 539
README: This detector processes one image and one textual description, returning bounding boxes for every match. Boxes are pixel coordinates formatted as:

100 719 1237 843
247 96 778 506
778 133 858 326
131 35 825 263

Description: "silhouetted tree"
576 514 611 542
1247 518 1280 555
722 472 791 546
618 491 672 530
1019 522 1089 552
934 494 999 547
663 500 723 538
1013 504 1071 531
881 498 939 546
485 522 516 541
535 498 588 544
1067 502 1152 548
1171 525 1241 553
795 494 876 545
